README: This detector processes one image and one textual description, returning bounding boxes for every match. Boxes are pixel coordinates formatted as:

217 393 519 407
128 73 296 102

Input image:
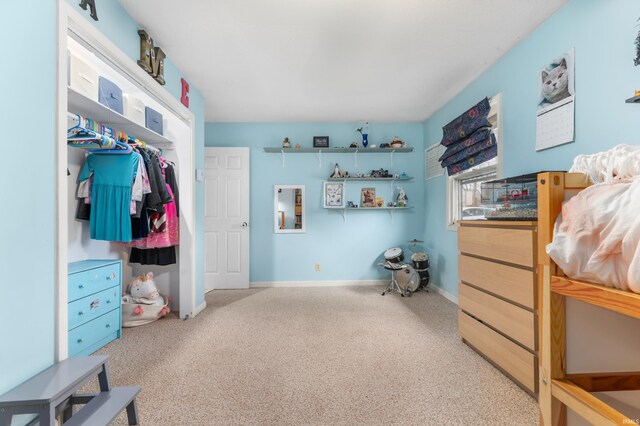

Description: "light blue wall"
64 0 206 307
0 0 206 396
423 0 640 297
206 123 425 282
0 1 57 395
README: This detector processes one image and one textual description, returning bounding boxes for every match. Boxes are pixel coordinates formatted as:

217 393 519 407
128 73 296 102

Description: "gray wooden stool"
0 356 140 426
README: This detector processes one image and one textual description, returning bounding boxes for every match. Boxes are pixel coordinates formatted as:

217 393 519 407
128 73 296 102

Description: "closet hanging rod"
67 112 161 153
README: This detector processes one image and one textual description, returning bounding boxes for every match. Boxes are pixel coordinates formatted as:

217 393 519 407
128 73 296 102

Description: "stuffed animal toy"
128 272 161 305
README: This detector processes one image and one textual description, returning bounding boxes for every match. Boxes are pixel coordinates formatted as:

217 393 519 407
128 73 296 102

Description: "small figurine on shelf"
390 137 404 149
295 143 301 149
330 163 343 178
282 137 291 148
396 186 408 207
345 171 349 178
350 141 359 148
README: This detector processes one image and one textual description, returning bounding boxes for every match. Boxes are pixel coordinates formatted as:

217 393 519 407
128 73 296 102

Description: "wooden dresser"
68 260 122 357
457 220 538 396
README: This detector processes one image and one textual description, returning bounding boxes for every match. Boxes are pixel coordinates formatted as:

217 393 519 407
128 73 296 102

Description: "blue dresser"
68 260 122 357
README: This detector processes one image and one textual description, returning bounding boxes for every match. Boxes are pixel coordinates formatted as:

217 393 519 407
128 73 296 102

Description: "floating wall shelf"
327 177 413 182
68 87 174 149
326 206 414 224
263 147 413 153
625 95 640 103
263 146 414 168
328 176 414 191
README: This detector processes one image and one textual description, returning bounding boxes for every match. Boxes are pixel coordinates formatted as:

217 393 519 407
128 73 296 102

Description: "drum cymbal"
408 239 424 243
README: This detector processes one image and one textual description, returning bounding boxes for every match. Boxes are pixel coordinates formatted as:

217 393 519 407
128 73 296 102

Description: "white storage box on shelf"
123 94 146 127
69 51 99 101
145 106 163 135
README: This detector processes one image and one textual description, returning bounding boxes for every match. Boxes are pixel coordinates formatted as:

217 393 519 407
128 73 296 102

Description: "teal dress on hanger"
79 153 139 242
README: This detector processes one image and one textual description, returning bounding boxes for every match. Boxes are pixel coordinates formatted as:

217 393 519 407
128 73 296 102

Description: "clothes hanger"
68 112 134 154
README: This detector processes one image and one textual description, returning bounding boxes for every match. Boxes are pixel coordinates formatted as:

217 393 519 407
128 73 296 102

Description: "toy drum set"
380 239 430 297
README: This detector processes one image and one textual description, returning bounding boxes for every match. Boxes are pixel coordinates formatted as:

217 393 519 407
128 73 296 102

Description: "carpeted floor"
93 286 539 425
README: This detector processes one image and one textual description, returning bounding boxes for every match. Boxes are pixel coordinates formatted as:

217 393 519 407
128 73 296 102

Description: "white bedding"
546 176 640 293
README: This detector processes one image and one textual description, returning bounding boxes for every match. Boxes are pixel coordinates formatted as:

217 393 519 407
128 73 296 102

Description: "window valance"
439 97 496 175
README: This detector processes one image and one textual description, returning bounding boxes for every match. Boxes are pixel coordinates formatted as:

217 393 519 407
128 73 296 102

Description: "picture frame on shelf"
375 197 385 208
323 181 345 208
313 136 330 148
361 187 376 207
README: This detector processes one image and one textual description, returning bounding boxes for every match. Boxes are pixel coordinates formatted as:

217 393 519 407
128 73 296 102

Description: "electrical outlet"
315 263 321 272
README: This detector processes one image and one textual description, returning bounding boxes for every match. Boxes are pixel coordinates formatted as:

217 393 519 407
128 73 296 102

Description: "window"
446 94 502 229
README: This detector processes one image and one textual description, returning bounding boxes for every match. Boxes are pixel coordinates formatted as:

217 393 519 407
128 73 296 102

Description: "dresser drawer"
459 311 537 394
68 309 120 357
68 286 120 330
459 255 535 309
458 225 535 268
68 263 120 302
459 283 536 350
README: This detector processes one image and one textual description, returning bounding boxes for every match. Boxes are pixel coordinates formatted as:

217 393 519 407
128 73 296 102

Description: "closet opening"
55 4 199 361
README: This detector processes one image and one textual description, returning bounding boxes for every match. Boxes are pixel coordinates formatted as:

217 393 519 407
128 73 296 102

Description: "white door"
204 148 250 290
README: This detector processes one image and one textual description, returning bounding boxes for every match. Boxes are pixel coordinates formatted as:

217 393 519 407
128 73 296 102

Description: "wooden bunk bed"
538 171 640 425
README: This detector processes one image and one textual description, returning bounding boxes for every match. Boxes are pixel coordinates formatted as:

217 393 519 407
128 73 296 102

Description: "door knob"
242 222 248 229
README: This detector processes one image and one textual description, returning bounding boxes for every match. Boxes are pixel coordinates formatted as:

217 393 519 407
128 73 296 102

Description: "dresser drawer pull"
106 299 111 304
78 284 85 289
77 338 84 344
105 323 111 329
78 311 84 316
106 272 116 281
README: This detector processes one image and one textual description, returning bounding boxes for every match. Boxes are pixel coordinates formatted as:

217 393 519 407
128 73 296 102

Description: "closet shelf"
68 87 173 149
551 276 640 320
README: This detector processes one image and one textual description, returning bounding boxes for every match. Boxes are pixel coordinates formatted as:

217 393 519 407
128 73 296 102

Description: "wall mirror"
274 185 305 233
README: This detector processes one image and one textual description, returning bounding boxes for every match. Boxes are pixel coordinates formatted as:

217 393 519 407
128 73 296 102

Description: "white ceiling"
119 0 568 123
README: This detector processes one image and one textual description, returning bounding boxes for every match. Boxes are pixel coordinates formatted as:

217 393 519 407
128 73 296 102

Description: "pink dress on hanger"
131 184 179 249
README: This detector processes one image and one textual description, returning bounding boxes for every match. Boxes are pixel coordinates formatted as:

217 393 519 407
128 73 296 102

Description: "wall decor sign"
137 30 166 85
361 187 376 208
323 182 345 208
536 48 575 151
181 78 190 108
313 136 329 148
79 0 98 21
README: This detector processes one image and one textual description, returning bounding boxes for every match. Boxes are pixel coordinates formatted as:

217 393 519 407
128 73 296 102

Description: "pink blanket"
546 177 640 293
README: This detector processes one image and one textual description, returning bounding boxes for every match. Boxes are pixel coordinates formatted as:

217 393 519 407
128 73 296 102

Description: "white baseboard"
429 284 458 304
251 280 386 288
191 301 207 318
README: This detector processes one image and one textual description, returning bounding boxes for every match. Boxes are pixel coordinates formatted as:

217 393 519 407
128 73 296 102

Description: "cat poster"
536 48 575 151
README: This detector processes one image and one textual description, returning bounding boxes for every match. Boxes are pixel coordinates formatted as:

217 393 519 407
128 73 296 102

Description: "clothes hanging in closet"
78 152 139 242
129 247 176 266
128 159 180 265
73 145 180 264
131 183 179 249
